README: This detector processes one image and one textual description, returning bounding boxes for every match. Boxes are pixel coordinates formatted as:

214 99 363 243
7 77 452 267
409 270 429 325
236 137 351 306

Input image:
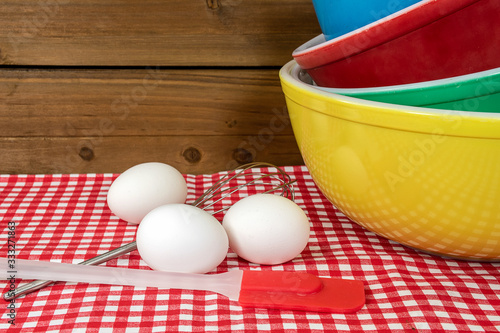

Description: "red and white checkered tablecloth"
1 165 499 332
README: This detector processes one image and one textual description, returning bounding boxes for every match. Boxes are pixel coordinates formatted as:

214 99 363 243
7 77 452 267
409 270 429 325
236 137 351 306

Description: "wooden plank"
0 0 321 66
0 68 293 137
0 67 304 174
0 135 303 175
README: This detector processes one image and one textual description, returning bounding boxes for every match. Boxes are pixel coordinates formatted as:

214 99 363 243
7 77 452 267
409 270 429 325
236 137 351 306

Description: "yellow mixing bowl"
280 60 500 260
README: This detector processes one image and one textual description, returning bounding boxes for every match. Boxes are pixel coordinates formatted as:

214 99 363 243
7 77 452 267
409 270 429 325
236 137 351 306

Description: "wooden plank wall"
0 0 321 174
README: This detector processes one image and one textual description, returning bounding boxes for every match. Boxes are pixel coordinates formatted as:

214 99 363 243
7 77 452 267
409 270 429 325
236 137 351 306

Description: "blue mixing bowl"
312 0 422 40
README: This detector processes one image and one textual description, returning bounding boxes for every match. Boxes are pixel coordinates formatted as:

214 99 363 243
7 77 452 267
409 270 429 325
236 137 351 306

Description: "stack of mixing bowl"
280 0 500 261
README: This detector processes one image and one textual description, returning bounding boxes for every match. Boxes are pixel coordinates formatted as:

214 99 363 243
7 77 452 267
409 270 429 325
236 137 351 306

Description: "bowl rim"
294 65 500 95
293 0 481 69
280 60 500 139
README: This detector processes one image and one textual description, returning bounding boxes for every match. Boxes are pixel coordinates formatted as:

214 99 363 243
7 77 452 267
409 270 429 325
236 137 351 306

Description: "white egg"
136 204 229 273
107 162 187 224
222 194 310 265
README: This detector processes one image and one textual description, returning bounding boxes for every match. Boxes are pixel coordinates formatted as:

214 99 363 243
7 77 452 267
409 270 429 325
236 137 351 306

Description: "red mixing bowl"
293 0 500 88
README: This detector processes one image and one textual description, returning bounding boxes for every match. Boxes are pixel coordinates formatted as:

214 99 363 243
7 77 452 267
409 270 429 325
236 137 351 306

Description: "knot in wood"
183 147 202 164
206 0 221 10
79 146 95 161
233 148 254 164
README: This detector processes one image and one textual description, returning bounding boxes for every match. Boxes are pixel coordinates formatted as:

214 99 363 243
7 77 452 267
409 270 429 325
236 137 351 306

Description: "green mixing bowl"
293 61 500 113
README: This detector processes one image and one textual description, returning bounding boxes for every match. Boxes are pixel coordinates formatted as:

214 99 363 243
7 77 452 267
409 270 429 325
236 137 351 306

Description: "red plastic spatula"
1 258 365 313
239 270 365 313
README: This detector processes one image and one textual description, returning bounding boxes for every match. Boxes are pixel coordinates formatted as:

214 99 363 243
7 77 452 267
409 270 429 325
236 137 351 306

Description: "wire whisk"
5 162 295 300
191 162 294 213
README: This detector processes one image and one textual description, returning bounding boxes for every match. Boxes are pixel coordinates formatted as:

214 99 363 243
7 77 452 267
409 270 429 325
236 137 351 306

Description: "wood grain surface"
0 68 304 174
0 0 320 66
0 0 320 174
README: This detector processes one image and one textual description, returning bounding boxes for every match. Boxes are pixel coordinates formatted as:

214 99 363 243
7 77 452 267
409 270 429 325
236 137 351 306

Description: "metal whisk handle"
3 241 138 301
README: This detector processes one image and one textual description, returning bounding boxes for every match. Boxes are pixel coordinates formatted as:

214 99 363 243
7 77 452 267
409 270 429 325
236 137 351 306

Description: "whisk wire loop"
191 163 295 213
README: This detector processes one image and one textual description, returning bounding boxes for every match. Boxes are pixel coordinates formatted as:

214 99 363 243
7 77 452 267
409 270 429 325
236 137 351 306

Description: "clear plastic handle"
1 258 243 301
